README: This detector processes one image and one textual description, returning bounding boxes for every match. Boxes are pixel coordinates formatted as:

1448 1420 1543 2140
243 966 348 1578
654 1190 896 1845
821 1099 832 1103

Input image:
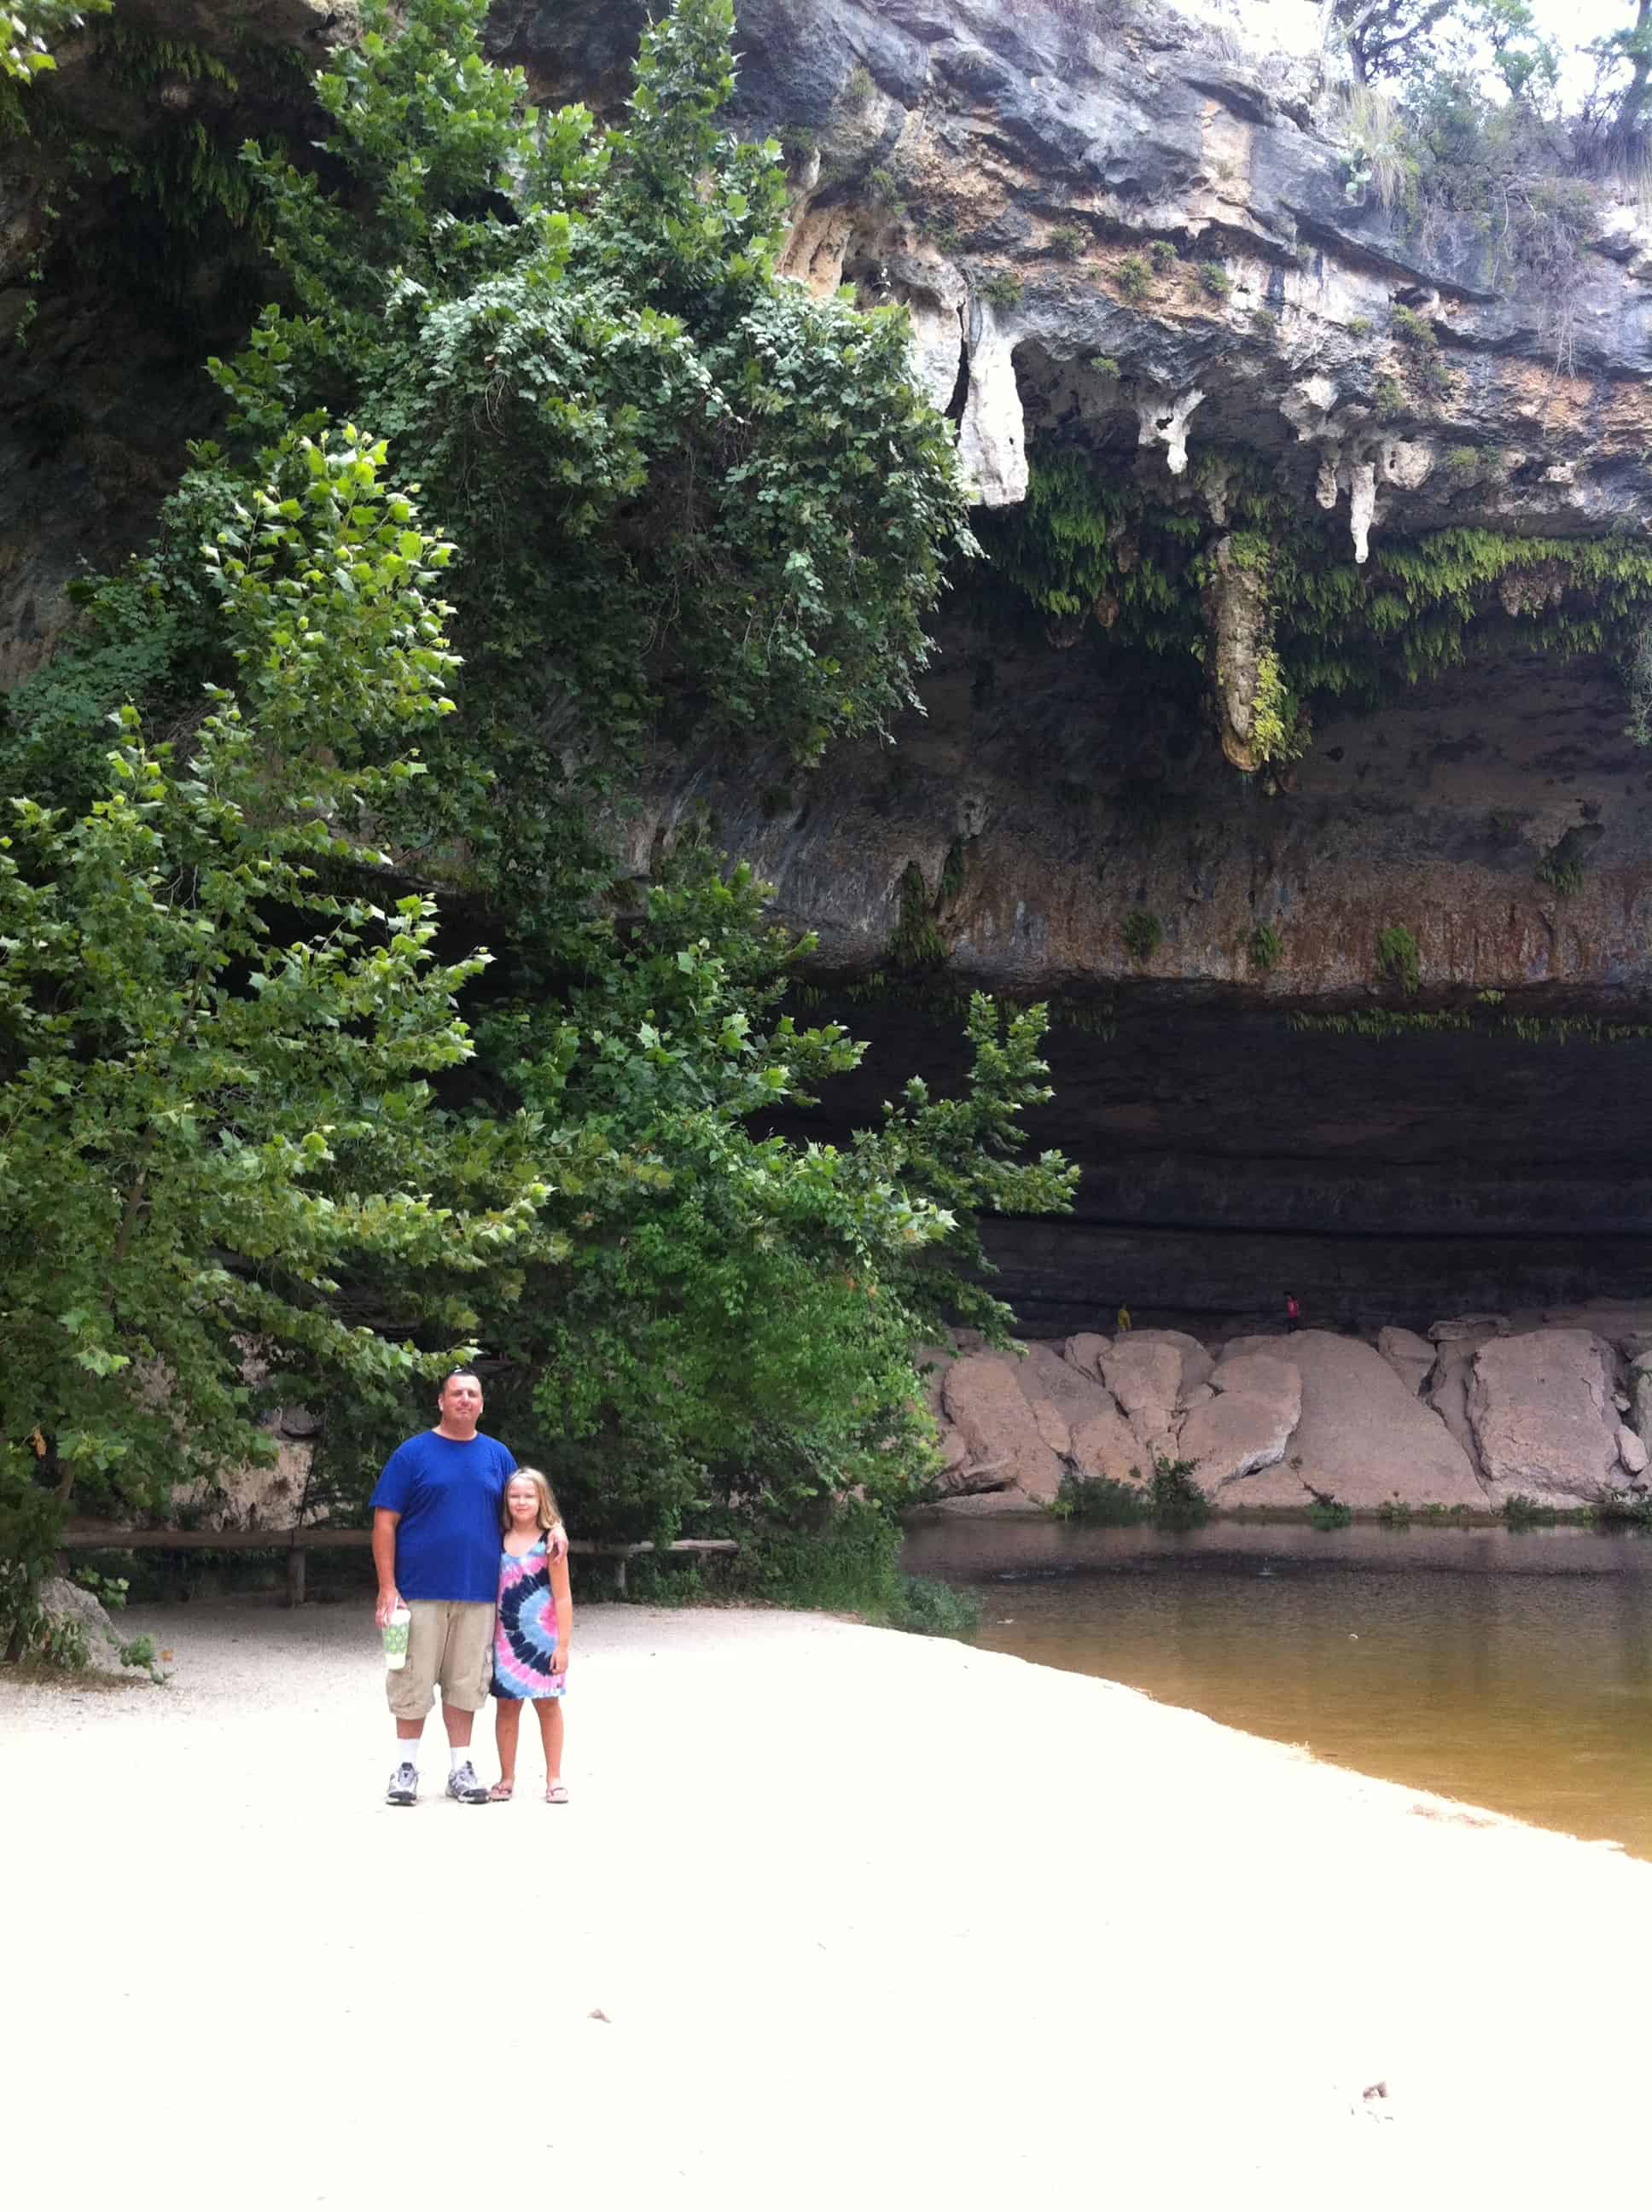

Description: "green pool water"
901 1517 1652 1858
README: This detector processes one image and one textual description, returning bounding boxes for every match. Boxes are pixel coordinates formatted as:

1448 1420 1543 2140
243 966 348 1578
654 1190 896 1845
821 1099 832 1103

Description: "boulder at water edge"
1177 1353 1300 1497
939 1354 1062 1509
1468 1330 1622 1508
1217 1331 1485 1510
1098 1337 1184 1458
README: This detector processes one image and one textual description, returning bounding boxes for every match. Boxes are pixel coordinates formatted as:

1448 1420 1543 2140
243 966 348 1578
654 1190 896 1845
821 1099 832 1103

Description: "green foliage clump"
892 861 949 970
1292 1008 1465 1039
1376 1496 1412 1528
1372 372 1405 412
1149 239 1178 271
981 270 1023 309
982 446 1652 773
866 165 905 216
980 453 1205 661
1249 921 1284 973
1386 306 1452 397
3 0 108 87
1122 910 1164 961
1147 1454 1210 1530
1347 315 1374 337
1114 253 1152 301
888 1574 983 1638
1536 833 1587 897
1052 1451 1212 1522
1087 355 1120 378
171 0 974 824
1249 647 1310 765
1593 1487 1652 1528
1503 1493 1562 1528
1376 923 1422 996
8 15 265 318
1335 79 1417 209
1626 620 1652 748
1308 1496 1354 1530
844 61 875 109
1197 260 1232 300
1047 224 1085 258
724 1504 977 1633
1052 1472 1147 1525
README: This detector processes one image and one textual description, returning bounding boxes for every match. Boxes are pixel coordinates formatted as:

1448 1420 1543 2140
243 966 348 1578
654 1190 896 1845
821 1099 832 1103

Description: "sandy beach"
4 1598 1649 2209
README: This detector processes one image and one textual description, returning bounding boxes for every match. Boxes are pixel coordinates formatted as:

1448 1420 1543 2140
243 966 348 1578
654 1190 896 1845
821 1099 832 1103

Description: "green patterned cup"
382 1606 411 1670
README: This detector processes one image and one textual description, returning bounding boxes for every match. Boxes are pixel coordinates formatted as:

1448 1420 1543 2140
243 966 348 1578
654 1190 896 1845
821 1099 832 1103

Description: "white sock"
449 1744 473 1774
394 1743 419 1771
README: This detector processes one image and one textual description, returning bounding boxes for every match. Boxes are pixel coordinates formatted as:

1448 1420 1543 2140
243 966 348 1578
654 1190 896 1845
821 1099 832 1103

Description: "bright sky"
1250 0 1637 93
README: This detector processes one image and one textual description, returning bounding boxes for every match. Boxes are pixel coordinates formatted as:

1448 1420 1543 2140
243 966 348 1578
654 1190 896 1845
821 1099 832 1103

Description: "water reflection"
901 1517 1652 1858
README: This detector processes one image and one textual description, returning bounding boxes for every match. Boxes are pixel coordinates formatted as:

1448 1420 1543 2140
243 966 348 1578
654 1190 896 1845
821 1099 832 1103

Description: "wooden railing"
57 1522 738 1602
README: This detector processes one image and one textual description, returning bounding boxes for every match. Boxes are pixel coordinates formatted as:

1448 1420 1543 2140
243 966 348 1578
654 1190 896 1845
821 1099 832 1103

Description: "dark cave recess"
766 989 1652 1336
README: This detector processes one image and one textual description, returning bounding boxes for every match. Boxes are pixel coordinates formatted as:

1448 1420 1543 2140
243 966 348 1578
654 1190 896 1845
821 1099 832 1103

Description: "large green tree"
217 0 974 920
0 428 549 1638
1 0 1073 1615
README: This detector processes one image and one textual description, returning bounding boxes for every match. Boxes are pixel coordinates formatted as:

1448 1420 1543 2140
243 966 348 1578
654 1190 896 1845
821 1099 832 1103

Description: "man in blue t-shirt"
370 1369 516 1806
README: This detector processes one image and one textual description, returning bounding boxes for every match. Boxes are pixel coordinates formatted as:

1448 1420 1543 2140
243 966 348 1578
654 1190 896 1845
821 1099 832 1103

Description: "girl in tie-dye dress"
488 1468 574 1803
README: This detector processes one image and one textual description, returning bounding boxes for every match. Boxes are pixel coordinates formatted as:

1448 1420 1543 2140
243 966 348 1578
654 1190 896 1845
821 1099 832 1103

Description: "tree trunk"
1614 0 1652 153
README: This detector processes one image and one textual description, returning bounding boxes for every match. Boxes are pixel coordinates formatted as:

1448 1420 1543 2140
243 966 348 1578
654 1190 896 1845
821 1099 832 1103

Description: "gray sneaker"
387 1761 419 1807
446 1759 490 1804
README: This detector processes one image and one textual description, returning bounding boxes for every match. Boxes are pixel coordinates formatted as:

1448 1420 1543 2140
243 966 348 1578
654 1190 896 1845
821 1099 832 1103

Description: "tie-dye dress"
492 1534 567 1701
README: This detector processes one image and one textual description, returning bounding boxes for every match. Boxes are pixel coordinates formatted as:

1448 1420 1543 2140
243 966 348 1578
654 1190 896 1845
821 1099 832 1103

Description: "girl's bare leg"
535 1697 565 1788
491 1699 522 1798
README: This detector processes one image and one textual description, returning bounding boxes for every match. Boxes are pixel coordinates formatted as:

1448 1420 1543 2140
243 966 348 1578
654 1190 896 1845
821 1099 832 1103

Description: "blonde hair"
502 1465 562 1534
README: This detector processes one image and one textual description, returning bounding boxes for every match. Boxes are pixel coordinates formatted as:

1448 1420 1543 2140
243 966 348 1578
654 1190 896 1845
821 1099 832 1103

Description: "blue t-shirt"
369 1430 517 1602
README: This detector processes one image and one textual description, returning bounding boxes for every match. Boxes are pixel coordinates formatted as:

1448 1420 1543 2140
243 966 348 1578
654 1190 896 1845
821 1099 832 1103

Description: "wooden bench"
57 1522 738 1603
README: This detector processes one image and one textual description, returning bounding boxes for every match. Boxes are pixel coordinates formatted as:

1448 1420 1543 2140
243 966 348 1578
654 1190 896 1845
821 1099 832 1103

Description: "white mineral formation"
958 303 1028 507
1136 386 1205 476
1348 457 1377 563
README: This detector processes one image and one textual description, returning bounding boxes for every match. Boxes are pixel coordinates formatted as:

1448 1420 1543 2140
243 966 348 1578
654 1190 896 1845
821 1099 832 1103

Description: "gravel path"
5 1598 1649 2208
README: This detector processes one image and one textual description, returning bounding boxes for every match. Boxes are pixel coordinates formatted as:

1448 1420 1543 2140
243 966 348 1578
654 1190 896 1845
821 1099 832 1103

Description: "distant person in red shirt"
1285 1294 1301 1333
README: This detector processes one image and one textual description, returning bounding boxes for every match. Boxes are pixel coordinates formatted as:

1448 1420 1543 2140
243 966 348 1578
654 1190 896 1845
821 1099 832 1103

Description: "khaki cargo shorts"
387 1600 495 1719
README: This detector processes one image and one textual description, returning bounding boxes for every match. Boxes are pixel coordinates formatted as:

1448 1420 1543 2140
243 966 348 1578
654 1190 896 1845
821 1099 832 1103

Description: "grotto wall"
11 0 1652 686
9 0 1652 1331
493 0 1652 544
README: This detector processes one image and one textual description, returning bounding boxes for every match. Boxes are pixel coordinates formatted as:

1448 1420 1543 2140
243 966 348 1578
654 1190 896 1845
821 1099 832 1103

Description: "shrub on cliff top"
1114 253 1152 301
